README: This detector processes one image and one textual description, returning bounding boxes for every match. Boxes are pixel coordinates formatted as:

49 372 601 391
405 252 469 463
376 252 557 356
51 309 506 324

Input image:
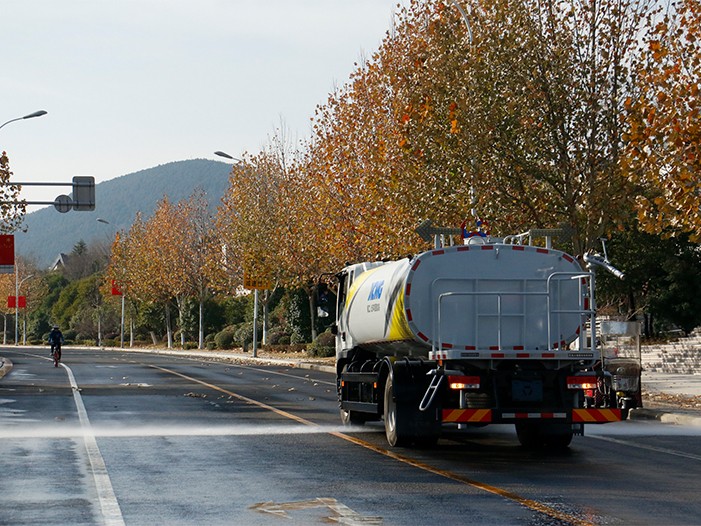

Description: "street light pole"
15 272 33 345
0 110 48 131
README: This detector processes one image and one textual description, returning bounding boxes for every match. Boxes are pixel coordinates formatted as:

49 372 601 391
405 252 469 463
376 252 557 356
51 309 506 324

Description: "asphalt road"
1 347 700 526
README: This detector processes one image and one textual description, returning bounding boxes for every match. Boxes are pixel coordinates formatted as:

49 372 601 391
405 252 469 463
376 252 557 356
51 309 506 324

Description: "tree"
299 0 658 258
175 190 221 348
596 229 701 335
0 152 25 233
625 0 701 242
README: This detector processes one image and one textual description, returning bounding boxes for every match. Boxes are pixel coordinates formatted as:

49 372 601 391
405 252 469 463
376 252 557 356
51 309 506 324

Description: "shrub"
206 342 216 350
290 330 306 345
307 330 335 358
214 330 236 350
183 342 197 350
268 330 290 345
63 329 78 341
234 321 262 347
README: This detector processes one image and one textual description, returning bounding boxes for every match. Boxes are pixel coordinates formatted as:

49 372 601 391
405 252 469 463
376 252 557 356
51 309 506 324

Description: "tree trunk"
199 298 204 349
98 311 102 347
308 289 317 342
166 303 173 348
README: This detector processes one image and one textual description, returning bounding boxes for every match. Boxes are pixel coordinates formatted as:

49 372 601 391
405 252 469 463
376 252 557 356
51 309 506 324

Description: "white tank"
338 243 586 359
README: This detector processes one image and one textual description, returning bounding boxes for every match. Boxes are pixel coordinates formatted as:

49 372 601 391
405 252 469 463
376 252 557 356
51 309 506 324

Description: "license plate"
512 380 543 402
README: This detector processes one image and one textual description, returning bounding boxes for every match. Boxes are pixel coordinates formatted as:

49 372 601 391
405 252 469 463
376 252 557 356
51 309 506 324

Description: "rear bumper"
442 408 622 423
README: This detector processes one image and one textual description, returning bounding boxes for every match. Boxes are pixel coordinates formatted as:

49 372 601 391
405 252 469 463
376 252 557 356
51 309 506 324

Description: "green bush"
290 330 306 345
63 329 78 341
307 330 335 358
214 330 236 350
278 335 291 345
183 342 197 350
206 342 216 350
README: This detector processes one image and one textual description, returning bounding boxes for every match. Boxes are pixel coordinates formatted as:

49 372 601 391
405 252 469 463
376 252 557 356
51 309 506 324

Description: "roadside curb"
629 407 701 427
96 346 338 375
0 357 13 380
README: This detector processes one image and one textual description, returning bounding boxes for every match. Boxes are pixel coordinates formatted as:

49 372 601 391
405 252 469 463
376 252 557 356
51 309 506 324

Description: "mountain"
16 159 234 268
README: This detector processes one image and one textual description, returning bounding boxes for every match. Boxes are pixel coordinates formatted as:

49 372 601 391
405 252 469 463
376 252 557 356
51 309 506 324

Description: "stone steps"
641 331 701 374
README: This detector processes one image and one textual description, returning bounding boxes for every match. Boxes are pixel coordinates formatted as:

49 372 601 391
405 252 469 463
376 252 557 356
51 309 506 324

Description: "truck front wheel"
340 409 367 426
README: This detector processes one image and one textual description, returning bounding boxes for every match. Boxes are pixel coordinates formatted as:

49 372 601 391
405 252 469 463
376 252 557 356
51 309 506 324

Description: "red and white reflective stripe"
572 409 622 422
443 409 491 423
501 412 567 419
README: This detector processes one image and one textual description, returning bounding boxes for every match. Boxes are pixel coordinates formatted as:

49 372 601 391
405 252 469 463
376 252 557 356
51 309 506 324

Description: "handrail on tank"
502 232 529 245
434 271 595 354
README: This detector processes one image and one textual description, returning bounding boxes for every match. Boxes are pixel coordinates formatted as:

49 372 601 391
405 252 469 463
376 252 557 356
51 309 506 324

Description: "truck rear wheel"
384 373 411 447
516 424 573 449
543 432 573 449
515 424 545 449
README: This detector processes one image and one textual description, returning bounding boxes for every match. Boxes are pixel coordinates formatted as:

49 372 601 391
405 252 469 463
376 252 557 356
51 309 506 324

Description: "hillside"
16 159 234 268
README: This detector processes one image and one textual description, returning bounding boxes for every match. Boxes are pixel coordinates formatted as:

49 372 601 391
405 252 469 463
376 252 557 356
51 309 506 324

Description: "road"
1 346 700 526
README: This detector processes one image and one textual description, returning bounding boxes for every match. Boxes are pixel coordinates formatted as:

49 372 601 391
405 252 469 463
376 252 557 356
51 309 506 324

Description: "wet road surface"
1 347 700 525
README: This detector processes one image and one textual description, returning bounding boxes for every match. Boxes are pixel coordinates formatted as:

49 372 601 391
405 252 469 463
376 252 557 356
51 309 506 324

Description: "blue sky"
1 0 400 209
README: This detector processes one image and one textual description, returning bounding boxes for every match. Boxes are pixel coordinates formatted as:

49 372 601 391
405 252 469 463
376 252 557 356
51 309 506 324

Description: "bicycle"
52 344 61 367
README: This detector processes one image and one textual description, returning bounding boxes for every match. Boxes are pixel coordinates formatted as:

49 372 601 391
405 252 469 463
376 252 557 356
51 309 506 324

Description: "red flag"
18 296 26 308
111 280 123 296
7 296 15 308
0 235 14 274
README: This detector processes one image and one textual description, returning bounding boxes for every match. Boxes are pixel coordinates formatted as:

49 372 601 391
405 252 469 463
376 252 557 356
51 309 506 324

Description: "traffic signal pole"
0 176 95 212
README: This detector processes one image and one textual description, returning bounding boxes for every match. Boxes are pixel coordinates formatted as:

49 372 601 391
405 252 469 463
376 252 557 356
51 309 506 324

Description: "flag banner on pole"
0 235 14 274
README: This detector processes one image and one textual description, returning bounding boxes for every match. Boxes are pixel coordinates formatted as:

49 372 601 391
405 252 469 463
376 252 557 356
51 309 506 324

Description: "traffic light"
72 176 95 211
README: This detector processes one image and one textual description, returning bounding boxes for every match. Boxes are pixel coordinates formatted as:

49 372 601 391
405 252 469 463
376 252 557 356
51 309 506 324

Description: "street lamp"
15 273 33 345
214 151 243 163
0 110 48 131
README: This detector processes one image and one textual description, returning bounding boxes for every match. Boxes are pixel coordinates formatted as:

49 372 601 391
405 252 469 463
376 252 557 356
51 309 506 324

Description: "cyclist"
48 325 64 367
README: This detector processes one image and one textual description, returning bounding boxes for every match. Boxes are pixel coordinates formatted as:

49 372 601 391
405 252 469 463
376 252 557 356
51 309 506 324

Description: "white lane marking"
62 363 126 526
590 435 701 462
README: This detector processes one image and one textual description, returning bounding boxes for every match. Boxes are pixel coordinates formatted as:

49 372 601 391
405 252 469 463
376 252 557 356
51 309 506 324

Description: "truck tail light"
448 376 480 390
567 376 597 389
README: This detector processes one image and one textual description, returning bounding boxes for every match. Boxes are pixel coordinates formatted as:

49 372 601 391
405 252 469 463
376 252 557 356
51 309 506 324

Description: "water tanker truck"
332 222 640 448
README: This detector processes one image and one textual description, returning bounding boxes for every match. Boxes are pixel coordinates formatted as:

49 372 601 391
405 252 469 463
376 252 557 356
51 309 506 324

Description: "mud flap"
389 360 442 439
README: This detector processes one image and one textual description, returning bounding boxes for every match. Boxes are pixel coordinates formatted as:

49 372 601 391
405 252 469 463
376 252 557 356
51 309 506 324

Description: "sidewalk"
630 371 701 426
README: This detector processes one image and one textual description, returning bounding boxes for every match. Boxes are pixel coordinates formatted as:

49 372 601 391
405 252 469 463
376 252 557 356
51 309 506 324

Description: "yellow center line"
148 363 596 526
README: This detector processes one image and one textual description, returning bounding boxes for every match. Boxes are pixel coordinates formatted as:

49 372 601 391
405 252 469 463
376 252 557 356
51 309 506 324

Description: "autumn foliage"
626 0 701 241
106 0 701 343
